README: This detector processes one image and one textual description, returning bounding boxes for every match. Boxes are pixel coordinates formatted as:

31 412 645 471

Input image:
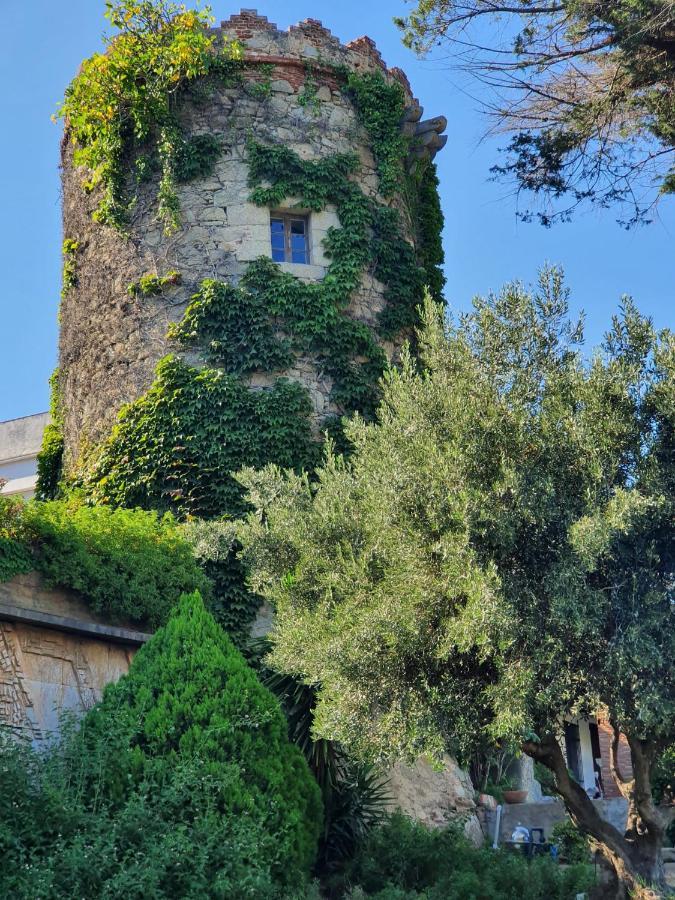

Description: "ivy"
244 62 274 100
249 139 428 344
69 25 446 639
89 133 436 526
0 498 208 629
298 64 321 115
57 1 243 233
0 535 33 583
35 369 65 502
414 161 446 301
345 70 408 197
127 269 181 298
61 238 80 298
86 354 318 519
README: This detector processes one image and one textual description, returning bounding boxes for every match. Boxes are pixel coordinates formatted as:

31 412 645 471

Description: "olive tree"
238 272 674 896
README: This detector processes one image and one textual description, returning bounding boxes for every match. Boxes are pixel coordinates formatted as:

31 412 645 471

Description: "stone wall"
489 797 628 844
0 573 148 741
59 9 446 470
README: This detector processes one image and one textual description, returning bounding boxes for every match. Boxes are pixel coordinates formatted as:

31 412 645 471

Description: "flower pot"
503 789 528 804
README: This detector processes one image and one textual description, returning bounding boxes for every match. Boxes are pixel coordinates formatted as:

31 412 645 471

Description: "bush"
0 498 208 628
0 593 322 898
340 813 594 899
550 819 591 864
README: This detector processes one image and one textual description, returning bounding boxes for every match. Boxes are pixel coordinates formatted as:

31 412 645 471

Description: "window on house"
270 214 310 264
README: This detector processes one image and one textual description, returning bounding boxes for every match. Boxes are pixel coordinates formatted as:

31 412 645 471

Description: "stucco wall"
0 412 49 498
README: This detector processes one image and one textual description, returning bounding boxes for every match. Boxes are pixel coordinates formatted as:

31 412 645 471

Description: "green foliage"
35 368 65 501
550 820 591 864
0 497 206 628
254 650 390 874
172 132 223 182
412 162 445 300
345 70 408 197
653 745 675 805
238 272 675 766
87 126 439 516
61 238 80 298
0 496 34 581
298 65 321 115
339 813 593 898
534 761 557 796
87 354 317 518
238 274 675 886
182 517 263 644
248 139 426 354
652 745 675 844
127 268 181 297
396 0 675 226
169 271 294 374
245 62 274 100
0 593 322 897
58 0 243 232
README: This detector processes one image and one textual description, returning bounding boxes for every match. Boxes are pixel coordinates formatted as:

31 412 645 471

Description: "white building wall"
0 412 49 499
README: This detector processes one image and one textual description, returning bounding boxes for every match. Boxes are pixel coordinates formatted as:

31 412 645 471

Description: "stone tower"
57 9 447 511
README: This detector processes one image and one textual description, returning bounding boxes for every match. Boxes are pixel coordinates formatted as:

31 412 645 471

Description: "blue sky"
1 0 673 421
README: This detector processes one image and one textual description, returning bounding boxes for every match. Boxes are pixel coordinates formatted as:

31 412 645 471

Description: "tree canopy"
239 275 674 893
396 0 675 226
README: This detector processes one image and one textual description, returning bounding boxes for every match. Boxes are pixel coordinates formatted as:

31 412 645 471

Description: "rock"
385 754 483 845
271 79 294 94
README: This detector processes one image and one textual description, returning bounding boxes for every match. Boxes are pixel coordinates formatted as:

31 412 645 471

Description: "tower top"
217 9 414 97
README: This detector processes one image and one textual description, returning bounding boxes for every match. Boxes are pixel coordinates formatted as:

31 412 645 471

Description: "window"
270 214 310 264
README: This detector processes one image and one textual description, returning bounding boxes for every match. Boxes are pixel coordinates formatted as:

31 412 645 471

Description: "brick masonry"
598 718 634 799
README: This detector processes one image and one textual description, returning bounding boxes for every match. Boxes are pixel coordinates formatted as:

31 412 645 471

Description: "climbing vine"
345 70 408 197
58 1 243 233
35 369 65 501
86 355 318 519
61 238 80 298
87 127 439 521
127 269 181 298
413 161 446 301
62 13 445 636
298 64 321 115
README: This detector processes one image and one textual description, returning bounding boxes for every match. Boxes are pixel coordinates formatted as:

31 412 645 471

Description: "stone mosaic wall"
0 573 146 741
59 10 445 470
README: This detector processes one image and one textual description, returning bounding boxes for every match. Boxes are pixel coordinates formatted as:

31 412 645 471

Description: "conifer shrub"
0 593 322 898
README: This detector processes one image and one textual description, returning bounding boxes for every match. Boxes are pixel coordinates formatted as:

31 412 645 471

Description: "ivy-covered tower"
55 8 447 518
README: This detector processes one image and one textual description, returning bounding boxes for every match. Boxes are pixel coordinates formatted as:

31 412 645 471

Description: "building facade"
0 413 49 499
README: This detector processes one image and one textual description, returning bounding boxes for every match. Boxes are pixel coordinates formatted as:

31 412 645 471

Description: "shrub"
0 498 207 628
550 819 591 864
340 813 594 899
0 593 322 898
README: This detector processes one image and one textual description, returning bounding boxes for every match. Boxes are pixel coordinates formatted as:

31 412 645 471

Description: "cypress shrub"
1 593 322 898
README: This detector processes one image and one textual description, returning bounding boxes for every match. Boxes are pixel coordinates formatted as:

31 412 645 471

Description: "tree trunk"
522 733 673 897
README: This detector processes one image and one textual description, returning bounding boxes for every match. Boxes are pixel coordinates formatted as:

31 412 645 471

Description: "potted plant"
503 786 528 804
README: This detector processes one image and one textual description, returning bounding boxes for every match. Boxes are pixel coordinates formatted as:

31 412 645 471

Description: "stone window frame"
269 211 311 265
